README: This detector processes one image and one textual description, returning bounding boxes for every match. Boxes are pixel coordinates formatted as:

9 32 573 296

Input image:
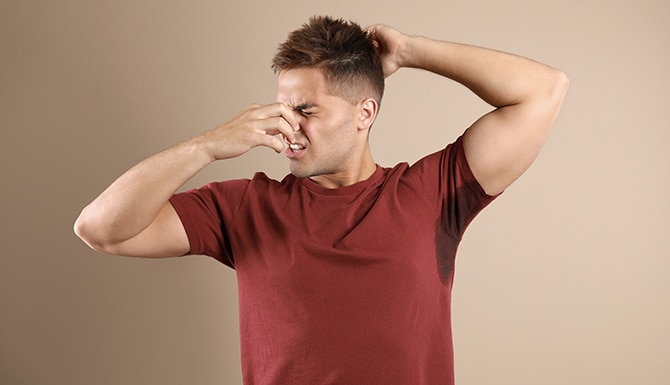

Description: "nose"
294 115 305 132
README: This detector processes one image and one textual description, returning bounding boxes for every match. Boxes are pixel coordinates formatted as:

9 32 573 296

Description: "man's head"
273 16 383 187
272 16 385 106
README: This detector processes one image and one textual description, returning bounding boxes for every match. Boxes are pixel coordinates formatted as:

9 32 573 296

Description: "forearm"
371 24 568 195
74 138 211 248
399 36 566 107
75 102 299 255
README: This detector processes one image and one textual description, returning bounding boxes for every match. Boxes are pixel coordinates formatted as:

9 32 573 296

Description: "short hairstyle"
272 16 385 105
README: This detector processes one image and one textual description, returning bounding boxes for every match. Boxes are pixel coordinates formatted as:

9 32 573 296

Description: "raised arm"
370 24 569 195
74 103 299 257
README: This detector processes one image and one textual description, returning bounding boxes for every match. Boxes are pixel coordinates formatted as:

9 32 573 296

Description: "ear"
357 98 379 131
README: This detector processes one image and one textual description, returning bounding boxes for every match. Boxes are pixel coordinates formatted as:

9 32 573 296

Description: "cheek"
299 119 317 139
301 112 354 144
301 117 332 138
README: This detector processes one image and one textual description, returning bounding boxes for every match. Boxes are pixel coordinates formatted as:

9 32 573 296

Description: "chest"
230 186 444 297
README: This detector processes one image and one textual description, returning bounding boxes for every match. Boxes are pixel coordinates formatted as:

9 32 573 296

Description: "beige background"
1 0 668 384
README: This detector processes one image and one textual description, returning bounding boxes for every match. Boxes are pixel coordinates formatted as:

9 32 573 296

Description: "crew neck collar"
297 165 385 195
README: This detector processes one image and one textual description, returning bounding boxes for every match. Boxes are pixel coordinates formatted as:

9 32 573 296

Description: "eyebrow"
293 102 317 111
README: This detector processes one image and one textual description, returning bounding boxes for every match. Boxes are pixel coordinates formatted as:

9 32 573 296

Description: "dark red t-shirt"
169 136 496 384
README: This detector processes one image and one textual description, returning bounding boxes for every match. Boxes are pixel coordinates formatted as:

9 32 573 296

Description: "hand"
367 24 409 78
195 103 300 161
74 104 300 258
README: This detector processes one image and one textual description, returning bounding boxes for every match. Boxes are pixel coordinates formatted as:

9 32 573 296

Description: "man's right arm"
74 103 299 258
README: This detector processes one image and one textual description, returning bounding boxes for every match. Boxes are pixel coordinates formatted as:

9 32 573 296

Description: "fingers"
200 102 302 160
246 102 299 142
365 24 406 78
254 105 298 153
226 102 300 156
256 132 286 154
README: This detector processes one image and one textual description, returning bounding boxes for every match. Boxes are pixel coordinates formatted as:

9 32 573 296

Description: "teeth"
289 143 304 151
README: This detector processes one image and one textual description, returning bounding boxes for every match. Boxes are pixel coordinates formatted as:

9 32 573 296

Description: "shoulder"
393 137 462 184
203 172 290 195
233 172 301 204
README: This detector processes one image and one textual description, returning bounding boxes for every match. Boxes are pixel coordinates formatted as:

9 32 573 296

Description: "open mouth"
288 143 306 152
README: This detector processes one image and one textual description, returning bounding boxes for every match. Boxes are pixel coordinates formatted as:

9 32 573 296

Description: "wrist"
181 134 218 165
398 35 427 69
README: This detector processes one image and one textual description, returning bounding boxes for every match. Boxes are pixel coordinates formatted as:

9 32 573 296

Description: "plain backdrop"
1 0 668 384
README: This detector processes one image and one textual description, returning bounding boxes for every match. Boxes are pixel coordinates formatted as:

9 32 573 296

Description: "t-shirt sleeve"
168 179 251 268
441 135 499 238
411 135 499 240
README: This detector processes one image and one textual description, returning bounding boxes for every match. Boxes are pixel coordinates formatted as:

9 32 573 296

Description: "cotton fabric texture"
169 135 497 385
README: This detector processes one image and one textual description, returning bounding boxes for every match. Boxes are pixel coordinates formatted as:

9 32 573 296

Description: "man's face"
277 67 365 185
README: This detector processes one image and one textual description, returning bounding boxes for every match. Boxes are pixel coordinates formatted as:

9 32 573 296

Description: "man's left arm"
371 24 569 196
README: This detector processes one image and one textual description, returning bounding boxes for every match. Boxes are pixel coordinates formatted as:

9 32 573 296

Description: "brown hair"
272 16 385 105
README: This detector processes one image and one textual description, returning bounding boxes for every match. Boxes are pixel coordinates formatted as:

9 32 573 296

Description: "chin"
288 166 311 179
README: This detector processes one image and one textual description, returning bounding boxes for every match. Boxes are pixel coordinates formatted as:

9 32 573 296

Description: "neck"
309 150 376 189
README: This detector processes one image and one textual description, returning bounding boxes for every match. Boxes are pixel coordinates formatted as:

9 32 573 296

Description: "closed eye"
294 102 317 117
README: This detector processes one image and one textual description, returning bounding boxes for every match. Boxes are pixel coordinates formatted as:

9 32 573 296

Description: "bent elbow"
549 69 570 105
73 210 113 254
533 68 569 122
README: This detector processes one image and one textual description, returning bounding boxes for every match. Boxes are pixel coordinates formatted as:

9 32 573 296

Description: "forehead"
276 67 330 105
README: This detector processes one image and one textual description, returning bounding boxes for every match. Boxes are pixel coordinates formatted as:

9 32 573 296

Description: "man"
75 16 568 385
